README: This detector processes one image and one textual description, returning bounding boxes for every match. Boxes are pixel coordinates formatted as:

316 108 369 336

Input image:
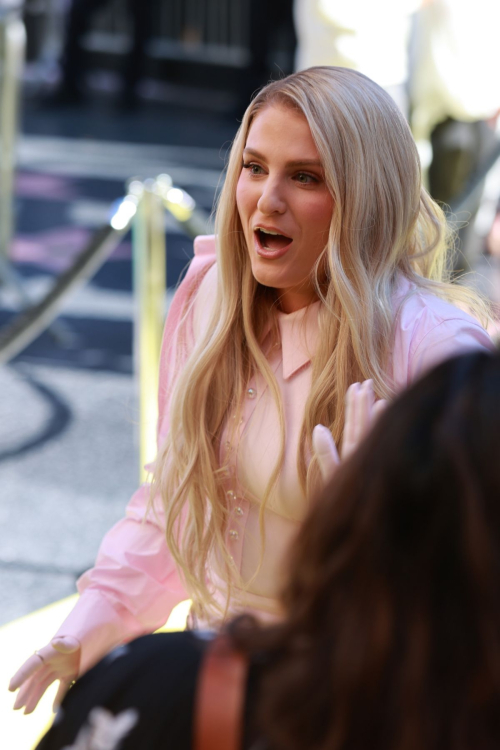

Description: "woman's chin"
249 266 317 311
250 266 287 292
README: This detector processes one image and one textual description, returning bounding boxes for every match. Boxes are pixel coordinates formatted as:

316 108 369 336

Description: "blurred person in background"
9 66 494 716
36 349 500 750
48 0 154 108
411 0 500 271
293 0 500 271
293 0 419 114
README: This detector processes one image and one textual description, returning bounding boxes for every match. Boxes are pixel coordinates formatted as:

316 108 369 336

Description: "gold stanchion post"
132 179 167 482
0 3 25 263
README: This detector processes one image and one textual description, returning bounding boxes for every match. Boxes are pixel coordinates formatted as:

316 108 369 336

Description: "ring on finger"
34 650 45 663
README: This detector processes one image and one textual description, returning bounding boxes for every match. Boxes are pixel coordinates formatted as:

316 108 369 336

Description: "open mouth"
255 228 292 251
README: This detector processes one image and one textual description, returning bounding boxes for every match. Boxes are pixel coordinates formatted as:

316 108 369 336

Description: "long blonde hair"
153 66 489 620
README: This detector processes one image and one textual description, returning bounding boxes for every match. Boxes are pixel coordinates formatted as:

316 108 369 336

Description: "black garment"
60 0 153 96
428 117 497 272
36 632 266 750
236 0 296 116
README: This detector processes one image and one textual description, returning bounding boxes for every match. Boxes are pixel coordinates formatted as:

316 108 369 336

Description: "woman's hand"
9 636 81 714
313 380 387 483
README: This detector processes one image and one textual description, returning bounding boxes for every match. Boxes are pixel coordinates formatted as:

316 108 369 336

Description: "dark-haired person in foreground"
37 350 500 750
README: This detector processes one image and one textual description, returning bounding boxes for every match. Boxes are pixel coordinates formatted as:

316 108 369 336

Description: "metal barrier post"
0 169 207 482
0 2 25 262
0 167 207 479
132 179 166 483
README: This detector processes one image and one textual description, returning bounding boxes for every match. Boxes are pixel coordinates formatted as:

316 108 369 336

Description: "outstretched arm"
9 237 218 714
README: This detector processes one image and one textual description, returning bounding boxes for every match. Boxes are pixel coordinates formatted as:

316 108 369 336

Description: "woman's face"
236 104 334 313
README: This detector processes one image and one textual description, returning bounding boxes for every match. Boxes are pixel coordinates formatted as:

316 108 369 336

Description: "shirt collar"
276 301 320 380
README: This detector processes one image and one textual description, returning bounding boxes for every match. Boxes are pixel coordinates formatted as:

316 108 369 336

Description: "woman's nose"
257 178 286 215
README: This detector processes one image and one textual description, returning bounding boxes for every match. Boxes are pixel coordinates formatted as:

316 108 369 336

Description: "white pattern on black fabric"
60 707 138 750
53 706 65 727
193 630 216 642
103 645 131 664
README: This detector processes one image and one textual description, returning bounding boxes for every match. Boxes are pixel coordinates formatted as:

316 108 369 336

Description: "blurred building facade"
22 0 296 96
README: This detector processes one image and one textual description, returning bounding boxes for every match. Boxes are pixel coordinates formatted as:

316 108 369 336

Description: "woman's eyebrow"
243 147 322 168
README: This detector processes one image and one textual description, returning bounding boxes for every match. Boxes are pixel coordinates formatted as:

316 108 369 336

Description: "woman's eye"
295 172 318 185
242 162 264 175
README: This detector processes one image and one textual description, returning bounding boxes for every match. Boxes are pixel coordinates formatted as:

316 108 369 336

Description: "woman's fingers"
313 424 340 482
13 666 49 711
23 673 56 715
343 380 374 458
343 382 359 454
13 678 36 711
313 383 386 484
10 638 81 712
343 380 386 459
9 654 45 692
354 379 374 445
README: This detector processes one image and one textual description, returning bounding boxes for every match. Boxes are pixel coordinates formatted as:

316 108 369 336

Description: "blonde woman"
10 66 494 714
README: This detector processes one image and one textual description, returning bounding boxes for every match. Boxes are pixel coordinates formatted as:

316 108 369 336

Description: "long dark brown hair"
232 351 500 750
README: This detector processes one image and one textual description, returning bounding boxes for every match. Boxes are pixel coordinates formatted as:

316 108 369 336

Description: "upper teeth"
258 228 280 235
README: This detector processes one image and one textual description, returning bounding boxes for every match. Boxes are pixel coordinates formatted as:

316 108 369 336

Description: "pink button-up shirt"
56 235 495 674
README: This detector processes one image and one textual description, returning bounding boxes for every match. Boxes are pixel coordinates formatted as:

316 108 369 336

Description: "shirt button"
235 506 243 516
229 529 239 540
247 387 257 399
226 490 235 500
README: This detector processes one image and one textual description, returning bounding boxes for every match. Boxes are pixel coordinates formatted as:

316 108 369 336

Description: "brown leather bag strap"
193 634 249 750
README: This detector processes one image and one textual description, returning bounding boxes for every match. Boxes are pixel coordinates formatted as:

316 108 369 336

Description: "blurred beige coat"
294 0 500 139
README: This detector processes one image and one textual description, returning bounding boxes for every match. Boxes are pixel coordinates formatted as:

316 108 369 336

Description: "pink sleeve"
54 236 217 675
409 317 495 381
